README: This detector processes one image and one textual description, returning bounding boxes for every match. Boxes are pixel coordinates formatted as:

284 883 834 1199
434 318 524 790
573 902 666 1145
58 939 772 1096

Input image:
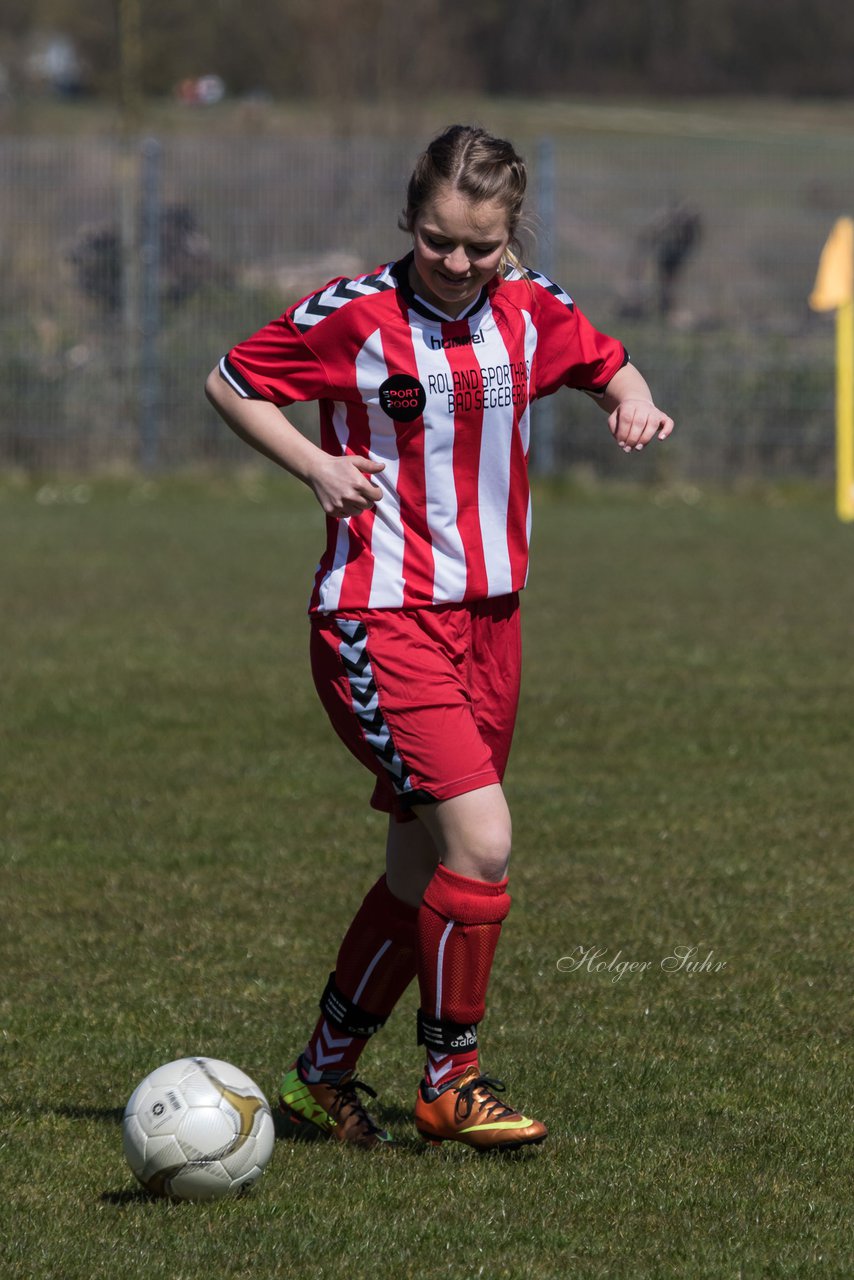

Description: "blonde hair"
399 125 528 275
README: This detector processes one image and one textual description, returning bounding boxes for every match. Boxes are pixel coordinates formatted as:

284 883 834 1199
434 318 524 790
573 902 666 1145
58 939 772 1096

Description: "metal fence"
1 121 852 480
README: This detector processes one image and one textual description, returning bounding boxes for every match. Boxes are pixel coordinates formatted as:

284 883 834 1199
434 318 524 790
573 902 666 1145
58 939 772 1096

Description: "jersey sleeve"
527 273 628 399
219 309 333 407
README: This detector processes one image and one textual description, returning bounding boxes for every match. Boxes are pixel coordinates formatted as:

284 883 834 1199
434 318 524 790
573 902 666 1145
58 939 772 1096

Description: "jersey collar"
392 251 490 325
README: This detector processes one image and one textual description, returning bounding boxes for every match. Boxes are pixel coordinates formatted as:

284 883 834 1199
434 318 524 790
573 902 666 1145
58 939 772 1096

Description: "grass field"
1 474 851 1279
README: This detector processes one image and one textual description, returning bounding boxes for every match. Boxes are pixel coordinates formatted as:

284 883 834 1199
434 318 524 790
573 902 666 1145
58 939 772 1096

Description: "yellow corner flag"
810 217 854 522
810 216 854 311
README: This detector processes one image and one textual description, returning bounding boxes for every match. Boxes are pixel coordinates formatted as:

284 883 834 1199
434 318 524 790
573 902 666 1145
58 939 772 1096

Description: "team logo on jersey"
429 331 484 350
378 373 426 422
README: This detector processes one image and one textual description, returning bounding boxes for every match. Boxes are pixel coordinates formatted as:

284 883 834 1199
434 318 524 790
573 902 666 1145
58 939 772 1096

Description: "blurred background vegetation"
3 0 854 102
1 3 853 479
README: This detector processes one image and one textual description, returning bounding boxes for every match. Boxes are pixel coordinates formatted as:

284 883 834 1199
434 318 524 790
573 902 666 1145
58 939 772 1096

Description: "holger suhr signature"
556 945 728 983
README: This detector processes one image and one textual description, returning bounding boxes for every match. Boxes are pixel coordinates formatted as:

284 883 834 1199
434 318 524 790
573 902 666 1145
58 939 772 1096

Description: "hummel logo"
430 332 484 350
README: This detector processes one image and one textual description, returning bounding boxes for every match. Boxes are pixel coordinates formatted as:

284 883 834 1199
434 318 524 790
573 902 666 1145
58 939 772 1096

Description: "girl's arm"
592 363 675 453
205 368 384 518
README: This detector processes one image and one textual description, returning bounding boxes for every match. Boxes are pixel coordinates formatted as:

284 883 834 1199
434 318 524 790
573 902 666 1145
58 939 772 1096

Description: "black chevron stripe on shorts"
334 618 411 794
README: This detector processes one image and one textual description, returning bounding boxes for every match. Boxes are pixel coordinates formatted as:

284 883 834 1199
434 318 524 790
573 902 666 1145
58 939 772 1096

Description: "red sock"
302 874 417 1080
416 863 511 1090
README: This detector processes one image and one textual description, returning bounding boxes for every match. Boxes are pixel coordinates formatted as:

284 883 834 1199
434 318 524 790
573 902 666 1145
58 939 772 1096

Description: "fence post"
139 136 161 470
118 139 140 457
532 136 557 476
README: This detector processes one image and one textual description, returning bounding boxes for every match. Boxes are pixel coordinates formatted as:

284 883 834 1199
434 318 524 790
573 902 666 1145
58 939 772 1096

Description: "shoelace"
330 1076 383 1137
455 1074 517 1124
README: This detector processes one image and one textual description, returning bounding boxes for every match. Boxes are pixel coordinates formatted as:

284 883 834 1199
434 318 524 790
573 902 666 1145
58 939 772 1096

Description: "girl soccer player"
206 125 674 1151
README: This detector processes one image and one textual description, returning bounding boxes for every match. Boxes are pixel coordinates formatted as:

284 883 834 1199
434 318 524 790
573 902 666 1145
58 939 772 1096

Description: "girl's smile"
409 186 511 317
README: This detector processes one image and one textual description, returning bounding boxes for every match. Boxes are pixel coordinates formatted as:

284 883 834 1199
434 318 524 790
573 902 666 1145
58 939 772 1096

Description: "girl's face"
410 185 512 318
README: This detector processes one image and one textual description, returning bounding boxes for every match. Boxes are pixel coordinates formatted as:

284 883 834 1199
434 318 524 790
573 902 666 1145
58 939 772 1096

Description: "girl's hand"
308 454 386 518
608 398 674 453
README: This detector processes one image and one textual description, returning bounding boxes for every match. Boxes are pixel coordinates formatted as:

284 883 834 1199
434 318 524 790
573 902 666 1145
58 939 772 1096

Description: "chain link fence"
1 123 851 479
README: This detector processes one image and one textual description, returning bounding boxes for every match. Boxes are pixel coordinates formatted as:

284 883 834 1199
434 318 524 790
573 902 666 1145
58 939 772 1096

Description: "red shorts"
310 593 521 822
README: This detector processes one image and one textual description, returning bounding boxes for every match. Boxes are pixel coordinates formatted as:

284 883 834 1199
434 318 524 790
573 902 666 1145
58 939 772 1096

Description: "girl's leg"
385 811 441 906
299 822 428 1081
280 819 427 1148
412 784 512 1088
298 782 507 1090
411 784 547 1147
415 783 511 881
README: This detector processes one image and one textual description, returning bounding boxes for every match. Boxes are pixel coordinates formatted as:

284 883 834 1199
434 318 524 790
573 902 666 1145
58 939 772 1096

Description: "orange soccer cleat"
279 1059 394 1150
414 1066 548 1151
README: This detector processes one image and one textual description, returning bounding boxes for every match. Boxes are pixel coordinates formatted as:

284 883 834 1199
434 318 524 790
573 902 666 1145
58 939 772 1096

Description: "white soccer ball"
123 1057 276 1201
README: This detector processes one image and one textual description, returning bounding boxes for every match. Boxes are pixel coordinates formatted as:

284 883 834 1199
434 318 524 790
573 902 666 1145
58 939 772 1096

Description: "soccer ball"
122 1057 275 1201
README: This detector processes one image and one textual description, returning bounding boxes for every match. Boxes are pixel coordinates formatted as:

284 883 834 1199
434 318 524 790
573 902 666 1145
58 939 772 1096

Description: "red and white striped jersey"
220 253 627 613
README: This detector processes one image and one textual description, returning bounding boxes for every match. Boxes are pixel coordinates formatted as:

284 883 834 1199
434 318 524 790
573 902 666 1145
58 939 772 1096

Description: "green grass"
1 474 851 1279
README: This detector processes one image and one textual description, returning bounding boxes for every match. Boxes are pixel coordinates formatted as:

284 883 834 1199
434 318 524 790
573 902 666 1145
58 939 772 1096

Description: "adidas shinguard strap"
320 972 388 1039
417 1008 479 1054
